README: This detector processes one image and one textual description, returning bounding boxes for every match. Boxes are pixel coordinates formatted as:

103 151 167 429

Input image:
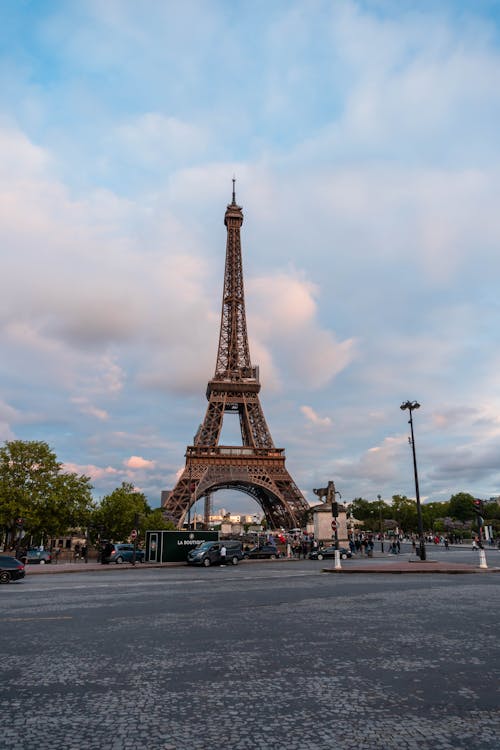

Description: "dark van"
187 540 243 567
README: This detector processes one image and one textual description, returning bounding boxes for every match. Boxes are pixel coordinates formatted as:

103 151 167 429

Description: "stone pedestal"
311 503 349 546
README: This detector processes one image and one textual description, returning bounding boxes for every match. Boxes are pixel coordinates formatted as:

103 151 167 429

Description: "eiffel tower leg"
162 465 203 528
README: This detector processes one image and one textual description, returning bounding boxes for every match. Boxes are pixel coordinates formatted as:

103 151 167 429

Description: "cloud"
63 462 119 481
114 113 209 168
300 405 332 428
124 455 156 470
1 0 500 511
248 272 357 389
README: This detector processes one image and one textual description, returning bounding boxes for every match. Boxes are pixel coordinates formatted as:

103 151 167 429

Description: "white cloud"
124 455 156 470
248 272 357 389
1 0 500 509
63 462 119 481
114 113 209 167
300 405 332 428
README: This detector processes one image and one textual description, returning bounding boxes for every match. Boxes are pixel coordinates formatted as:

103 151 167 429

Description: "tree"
448 492 476 522
349 497 391 528
422 501 450 532
140 508 175 537
390 495 418 533
93 482 151 541
0 439 94 544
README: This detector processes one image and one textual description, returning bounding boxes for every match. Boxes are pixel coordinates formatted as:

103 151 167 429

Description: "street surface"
1 548 499 750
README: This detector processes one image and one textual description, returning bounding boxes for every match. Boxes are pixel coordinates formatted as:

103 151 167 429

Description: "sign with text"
145 530 219 563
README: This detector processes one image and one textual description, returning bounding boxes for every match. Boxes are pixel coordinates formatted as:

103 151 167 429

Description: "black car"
187 540 244 566
0 555 26 583
309 546 351 561
244 545 280 560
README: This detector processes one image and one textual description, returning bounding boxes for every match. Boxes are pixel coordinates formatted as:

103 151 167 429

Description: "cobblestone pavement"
1 564 499 750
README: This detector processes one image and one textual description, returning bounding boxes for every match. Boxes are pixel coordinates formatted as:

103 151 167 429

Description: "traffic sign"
331 521 337 531
130 529 137 540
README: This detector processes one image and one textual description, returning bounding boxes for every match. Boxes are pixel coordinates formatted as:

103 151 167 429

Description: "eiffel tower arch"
162 182 309 529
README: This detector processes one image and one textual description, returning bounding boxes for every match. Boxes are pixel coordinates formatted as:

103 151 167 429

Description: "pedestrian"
102 541 112 564
55 547 61 564
472 539 478 550
81 544 88 563
444 538 449 550
219 543 227 566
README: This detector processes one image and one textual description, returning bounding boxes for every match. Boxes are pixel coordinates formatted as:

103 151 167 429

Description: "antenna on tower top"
232 176 236 204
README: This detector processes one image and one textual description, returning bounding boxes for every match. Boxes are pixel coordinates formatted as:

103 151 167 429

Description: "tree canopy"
92 481 175 542
0 439 94 542
448 492 476 522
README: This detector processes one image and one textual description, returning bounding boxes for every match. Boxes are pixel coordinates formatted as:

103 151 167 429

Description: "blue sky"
1 0 500 514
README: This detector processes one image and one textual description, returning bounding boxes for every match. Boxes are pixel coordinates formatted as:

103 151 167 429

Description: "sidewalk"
322 553 500 574
24 560 176 575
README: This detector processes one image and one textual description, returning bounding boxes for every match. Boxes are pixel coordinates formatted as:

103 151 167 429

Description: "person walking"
219 544 227 566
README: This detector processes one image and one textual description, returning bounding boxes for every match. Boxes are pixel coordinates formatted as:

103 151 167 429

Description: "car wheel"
115 556 124 564
39 559 46 565
270 554 277 560
0 571 11 583
203 558 211 567
317 553 324 561
341 552 347 560
139 557 144 563
231 556 239 565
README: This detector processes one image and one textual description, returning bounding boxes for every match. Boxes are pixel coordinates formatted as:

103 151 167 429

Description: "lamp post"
400 400 426 561
377 494 384 553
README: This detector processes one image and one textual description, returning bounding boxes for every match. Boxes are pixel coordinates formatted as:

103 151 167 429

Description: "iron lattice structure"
162 184 309 529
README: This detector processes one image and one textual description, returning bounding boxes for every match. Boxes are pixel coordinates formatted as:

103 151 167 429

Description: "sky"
1 0 500 516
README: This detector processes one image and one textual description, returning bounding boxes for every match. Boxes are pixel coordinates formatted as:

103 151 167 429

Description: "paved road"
1 562 499 750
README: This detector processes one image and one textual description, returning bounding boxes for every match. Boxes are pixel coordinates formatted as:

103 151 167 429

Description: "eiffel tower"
162 182 309 529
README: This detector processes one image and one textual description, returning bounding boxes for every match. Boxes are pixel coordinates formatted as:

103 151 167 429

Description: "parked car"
26 548 52 564
102 543 145 564
187 540 244 567
0 555 26 583
244 544 280 560
309 546 352 561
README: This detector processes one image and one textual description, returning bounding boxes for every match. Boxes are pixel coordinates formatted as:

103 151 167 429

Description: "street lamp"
400 400 426 561
377 494 384 553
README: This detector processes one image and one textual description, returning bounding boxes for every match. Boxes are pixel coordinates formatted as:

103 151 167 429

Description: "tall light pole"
377 494 384 553
400 400 426 561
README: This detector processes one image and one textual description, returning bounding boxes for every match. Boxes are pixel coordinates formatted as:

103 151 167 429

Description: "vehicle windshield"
196 542 216 551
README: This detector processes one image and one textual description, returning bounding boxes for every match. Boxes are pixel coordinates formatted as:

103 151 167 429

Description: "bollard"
334 549 341 570
479 548 488 569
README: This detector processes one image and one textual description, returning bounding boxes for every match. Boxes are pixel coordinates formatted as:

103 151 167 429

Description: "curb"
322 566 500 574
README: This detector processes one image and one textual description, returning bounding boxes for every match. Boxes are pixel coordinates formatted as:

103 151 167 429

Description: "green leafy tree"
422 501 450 532
140 508 175 538
448 492 476 522
390 495 418 533
93 482 152 541
0 439 94 543
483 503 500 520
350 497 391 528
